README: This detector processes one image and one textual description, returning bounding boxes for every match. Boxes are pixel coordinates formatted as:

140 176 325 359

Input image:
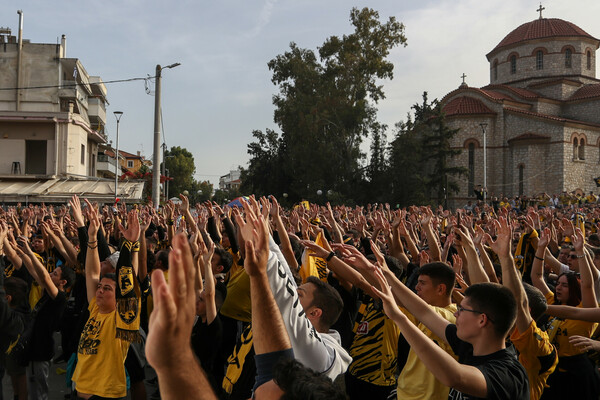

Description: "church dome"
491 18 598 53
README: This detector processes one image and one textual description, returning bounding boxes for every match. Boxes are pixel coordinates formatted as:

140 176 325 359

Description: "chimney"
137 151 141 157
61 34 66 58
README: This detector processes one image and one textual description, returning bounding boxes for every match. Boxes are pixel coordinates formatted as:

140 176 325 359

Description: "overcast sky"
3 0 599 186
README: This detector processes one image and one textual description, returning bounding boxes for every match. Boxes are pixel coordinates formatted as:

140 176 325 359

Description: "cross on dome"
537 3 545 19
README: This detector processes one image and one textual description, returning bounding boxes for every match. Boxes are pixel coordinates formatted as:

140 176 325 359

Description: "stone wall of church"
564 99 600 125
489 39 597 87
532 100 561 115
531 83 582 102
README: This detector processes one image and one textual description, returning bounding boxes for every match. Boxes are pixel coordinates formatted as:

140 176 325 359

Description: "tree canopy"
242 7 407 203
163 146 197 199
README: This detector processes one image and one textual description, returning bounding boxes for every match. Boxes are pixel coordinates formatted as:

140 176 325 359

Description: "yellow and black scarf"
115 239 141 342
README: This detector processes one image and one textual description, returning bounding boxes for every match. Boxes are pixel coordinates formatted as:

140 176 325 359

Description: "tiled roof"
504 107 600 128
507 132 550 142
482 84 540 99
442 96 495 116
490 18 598 53
479 90 515 101
569 84 600 101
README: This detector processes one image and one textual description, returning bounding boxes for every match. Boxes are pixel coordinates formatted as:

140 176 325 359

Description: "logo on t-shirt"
356 321 369 335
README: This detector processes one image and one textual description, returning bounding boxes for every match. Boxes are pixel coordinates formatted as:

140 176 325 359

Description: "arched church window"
468 143 475 194
573 138 579 160
587 51 592 70
493 61 498 81
510 55 517 74
518 165 524 196
579 138 586 160
565 49 572 68
536 51 544 70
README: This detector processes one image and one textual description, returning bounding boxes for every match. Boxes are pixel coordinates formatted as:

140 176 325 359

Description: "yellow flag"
299 232 329 283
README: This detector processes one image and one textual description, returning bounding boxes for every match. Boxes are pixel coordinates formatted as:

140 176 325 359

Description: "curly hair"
274 358 347 400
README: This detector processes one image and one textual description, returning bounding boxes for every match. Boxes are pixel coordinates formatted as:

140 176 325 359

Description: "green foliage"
163 146 196 199
188 180 213 204
244 7 406 203
388 92 466 207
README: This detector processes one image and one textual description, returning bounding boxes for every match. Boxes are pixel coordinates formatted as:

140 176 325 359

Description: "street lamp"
152 62 181 209
113 111 123 204
480 123 488 205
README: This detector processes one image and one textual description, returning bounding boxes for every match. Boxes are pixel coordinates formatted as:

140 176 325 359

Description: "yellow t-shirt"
396 304 457 400
72 298 131 398
510 320 558 400
544 292 597 358
220 264 251 323
348 298 400 387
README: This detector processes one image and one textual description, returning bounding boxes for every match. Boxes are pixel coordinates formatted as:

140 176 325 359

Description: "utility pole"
114 111 123 204
151 63 180 209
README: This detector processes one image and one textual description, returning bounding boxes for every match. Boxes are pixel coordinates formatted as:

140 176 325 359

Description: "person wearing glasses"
369 264 528 399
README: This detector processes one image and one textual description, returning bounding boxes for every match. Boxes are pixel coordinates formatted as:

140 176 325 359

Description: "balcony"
97 154 121 177
58 80 88 110
88 98 107 125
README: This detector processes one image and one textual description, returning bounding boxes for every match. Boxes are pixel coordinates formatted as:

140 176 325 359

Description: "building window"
493 61 498 80
518 165 524 196
510 55 517 74
565 49 572 68
127 160 134 168
573 138 579 160
579 138 586 160
468 143 475 194
587 51 592 70
81 144 85 164
536 51 544 70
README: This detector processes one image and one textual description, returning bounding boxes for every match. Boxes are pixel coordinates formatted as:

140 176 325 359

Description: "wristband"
534 255 544 261
326 251 335 262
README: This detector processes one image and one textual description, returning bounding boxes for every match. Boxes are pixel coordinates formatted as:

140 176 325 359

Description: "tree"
189 180 213 203
163 146 196 199
244 7 406 202
388 93 465 207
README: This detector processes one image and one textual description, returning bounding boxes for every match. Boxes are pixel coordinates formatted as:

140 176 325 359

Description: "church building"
441 9 600 204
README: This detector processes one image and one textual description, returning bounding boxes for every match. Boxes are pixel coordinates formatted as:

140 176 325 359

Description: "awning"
0 177 145 204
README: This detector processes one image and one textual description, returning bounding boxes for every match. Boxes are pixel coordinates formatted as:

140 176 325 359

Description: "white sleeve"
266 236 349 376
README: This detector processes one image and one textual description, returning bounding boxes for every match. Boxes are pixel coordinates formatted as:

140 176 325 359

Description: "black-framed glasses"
457 305 494 323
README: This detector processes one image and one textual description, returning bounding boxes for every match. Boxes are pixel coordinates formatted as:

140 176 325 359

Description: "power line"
0 76 152 91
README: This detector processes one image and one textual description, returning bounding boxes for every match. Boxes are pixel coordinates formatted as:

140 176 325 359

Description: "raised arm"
84 199 102 303
531 228 552 296
18 237 59 299
179 194 198 235
270 196 298 271
371 268 488 398
146 233 216 400
202 241 217 324
421 208 442 262
485 217 531 333
572 228 597 308
454 225 489 284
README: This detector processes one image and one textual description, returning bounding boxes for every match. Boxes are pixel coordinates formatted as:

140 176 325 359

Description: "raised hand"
572 227 585 253
483 217 512 259
146 234 198 371
83 199 99 235
119 209 141 243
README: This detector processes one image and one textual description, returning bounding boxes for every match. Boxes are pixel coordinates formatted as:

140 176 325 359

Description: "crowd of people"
1 192 600 399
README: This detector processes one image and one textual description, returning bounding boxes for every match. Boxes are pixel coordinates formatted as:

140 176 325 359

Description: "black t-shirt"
191 315 223 392
28 291 68 361
445 324 529 400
